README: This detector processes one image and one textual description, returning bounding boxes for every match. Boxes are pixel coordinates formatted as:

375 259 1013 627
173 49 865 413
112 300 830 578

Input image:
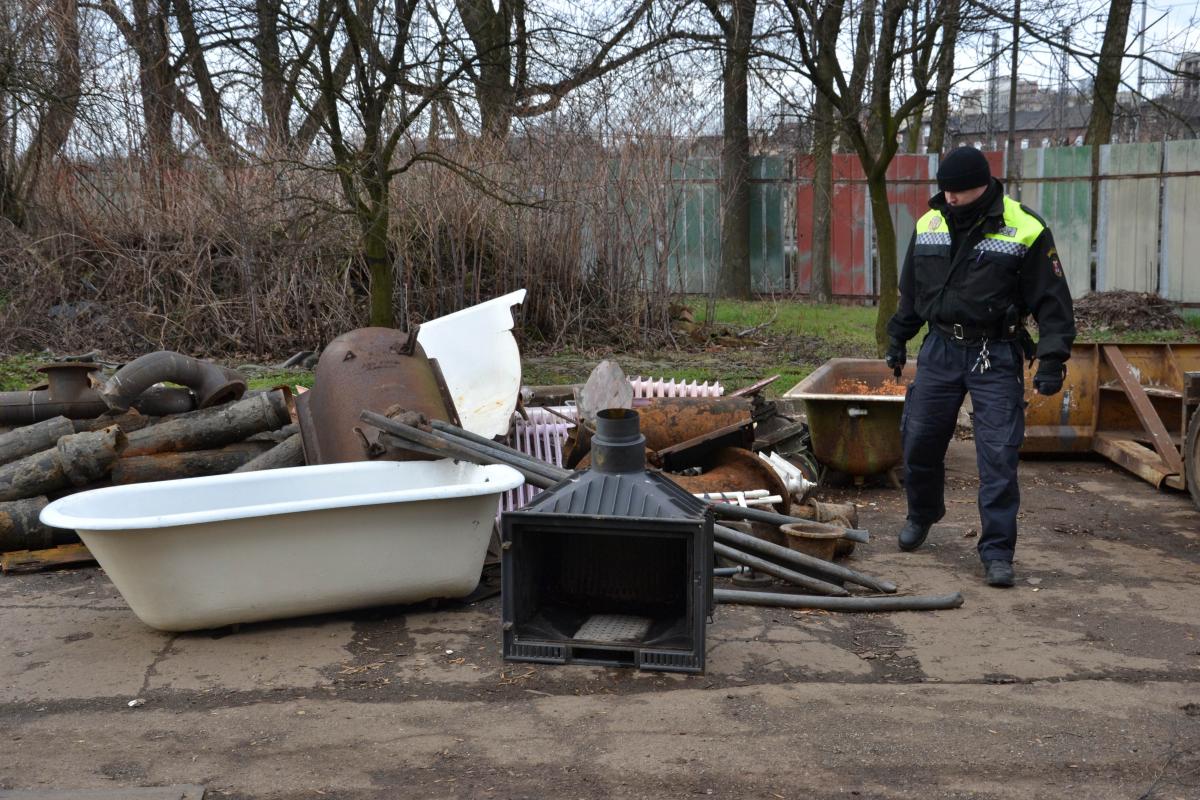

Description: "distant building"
1174 53 1200 99
946 104 1093 151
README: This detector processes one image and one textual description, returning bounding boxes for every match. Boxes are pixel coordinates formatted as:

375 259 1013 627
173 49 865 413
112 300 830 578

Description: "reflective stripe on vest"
915 196 1044 256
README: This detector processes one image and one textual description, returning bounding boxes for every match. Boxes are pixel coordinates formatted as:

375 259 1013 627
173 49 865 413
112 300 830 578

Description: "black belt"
933 321 1009 343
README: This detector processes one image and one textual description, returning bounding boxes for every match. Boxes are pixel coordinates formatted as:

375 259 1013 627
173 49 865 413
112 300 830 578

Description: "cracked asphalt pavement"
2 440 1199 799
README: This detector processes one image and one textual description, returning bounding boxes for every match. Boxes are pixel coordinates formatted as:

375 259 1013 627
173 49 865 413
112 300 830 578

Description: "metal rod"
713 567 746 577
714 524 897 594
427 421 567 483
433 432 566 486
431 420 569 476
378 432 487 464
714 542 849 597
360 411 557 489
711 502 870 541
381 416 877 559
715 588 964 612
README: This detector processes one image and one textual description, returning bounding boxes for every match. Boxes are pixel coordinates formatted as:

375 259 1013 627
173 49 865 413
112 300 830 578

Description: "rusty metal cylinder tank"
297 328 459 464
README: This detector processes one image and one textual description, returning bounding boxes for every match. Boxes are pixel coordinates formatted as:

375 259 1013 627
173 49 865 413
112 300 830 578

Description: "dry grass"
0 134 697 359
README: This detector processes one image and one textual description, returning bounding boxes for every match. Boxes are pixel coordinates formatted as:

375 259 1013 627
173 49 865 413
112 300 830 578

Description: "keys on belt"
971 338 991 374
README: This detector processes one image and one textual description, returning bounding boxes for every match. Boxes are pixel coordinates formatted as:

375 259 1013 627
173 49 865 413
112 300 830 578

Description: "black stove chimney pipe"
590 409 646 474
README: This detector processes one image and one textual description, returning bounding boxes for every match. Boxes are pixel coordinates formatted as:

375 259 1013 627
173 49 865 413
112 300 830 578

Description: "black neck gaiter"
945 179 998 227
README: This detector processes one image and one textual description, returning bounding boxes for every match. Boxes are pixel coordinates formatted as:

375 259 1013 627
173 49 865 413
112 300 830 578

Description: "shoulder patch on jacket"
1048 247 1064 277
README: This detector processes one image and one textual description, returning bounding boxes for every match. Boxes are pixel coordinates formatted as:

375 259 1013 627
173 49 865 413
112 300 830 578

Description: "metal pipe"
428 424 869 546
378 432 485 464
715 588 964 612
714 542 849 596
0 364 108 425
711 502 870 541
713 566 746 577
430 419 567 474
101 351 246 411
361 411 555 489
426 421 567 484
715 524 897 594
0 362 196 426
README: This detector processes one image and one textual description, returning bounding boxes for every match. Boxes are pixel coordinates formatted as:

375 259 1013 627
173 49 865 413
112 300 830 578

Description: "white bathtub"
40 460 524 631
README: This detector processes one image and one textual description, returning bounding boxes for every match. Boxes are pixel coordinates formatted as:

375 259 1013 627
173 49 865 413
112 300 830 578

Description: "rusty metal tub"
784 359 911 478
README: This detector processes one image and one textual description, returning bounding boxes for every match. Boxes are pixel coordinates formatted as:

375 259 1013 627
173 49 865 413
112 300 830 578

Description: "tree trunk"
130 0 177 167
926 0 958 154
22 0 80 180
717 0 756 300
1085 0 1133 146
173 0 235 166
363 184 394 328
456 0 514 142
253 0 291 149
867 172 899 353
1005 0 1020 182
904 105 925 153
809 90 836 303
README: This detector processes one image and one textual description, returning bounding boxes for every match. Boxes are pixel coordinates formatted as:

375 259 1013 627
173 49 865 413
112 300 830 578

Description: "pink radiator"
501 377 725 512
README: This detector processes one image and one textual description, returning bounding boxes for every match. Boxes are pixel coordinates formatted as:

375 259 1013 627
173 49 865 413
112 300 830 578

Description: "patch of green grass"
245 369 315 391
0 354 45 391
699 300 880 350
522 300 883 397
522 352 814 397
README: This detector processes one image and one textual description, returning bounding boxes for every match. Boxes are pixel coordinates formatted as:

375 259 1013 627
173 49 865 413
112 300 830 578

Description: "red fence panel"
794 150 1006 300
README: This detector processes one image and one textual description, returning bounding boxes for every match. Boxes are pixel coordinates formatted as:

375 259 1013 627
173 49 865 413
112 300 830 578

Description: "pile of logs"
0 358 301 558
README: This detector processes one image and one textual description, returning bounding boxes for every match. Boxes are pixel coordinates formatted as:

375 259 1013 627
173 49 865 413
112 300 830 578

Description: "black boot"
897 520 931 552
984 560 1015 587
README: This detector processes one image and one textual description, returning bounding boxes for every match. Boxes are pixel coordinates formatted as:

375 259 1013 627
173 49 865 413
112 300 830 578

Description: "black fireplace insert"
501 409 713 673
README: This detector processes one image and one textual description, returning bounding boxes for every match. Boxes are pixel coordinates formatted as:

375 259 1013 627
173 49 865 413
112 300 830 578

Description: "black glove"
1033 358 1065 396
884 338 907 378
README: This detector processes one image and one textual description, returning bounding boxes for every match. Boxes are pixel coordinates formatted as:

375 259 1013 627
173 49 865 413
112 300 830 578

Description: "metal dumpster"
1021 342 1200 507
786 345 1200 510
783 359 911 479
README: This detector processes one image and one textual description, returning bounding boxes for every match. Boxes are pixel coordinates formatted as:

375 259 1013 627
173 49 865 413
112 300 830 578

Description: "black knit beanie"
937 146 991 192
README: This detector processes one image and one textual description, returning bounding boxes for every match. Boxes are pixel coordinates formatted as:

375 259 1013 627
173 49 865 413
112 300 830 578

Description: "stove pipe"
590 409 646 474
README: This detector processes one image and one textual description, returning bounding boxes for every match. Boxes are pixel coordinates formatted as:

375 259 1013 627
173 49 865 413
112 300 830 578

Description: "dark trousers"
901 331 1026 563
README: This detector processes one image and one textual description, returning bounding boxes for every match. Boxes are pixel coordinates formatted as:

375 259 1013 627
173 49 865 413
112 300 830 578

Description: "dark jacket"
886 179 1076 363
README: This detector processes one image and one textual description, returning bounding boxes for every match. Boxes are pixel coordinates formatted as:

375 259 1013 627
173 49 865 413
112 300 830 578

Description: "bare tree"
454 0 676 142
0 0 81 227
780 0 955 350
172 0 237 165
94 0 178 164
925 0 958 153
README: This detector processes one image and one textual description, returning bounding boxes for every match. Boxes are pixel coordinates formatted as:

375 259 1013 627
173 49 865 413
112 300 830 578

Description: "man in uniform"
884 146 1076 587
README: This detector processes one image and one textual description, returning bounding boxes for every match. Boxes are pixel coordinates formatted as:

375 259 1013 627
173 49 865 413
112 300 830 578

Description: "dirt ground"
2 441 1199 800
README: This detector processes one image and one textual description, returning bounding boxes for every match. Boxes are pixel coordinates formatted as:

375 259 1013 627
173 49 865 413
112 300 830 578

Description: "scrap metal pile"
3 289 965 675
